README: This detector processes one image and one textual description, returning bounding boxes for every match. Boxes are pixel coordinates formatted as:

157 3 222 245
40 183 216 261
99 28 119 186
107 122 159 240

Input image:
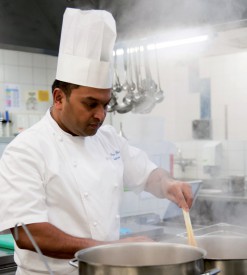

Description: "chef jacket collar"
47 108 84 141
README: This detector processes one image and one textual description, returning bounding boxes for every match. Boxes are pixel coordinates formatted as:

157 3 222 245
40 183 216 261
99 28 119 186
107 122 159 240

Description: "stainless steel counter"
190 176 247 202
198 189 247 202
0 248 16 274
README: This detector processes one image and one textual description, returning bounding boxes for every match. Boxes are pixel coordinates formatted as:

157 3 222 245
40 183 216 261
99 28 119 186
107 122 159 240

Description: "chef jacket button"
73 161 77 167
58 136 63 142
84 192 89 198
114 184 118 188
116 214 120 219
93 222 97 227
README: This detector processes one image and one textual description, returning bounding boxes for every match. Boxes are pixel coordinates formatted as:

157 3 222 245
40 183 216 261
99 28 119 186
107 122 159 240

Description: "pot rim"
205 256 247 260
75 242 207 267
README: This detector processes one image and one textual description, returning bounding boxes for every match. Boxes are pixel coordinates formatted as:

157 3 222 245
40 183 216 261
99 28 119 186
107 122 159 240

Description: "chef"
0 8 193 275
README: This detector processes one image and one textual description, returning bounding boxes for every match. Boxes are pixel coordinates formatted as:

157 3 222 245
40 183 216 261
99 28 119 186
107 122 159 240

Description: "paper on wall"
4 84 21 109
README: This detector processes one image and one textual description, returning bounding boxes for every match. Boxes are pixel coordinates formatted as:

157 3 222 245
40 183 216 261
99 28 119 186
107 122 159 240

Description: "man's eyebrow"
83 97 97 101
83 97 111 104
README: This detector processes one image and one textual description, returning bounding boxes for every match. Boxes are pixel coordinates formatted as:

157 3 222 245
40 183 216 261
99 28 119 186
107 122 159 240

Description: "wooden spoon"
182 209 197 247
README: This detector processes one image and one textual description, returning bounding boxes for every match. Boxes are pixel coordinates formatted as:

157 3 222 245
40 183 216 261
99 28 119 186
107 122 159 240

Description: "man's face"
52 86 111 136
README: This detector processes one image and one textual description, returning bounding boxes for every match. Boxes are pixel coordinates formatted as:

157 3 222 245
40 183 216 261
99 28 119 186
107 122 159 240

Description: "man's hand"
163 179 193 211
145 168 193 211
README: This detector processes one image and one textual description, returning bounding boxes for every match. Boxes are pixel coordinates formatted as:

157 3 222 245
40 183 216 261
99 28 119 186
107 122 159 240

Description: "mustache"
89 120 103 126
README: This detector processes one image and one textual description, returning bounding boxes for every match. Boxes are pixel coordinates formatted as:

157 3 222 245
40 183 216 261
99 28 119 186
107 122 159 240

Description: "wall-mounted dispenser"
202 141 222 166
202 141 222 176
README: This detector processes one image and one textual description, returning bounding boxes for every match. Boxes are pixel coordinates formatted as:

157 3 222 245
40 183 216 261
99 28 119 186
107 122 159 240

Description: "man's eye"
84 102 97 108
89 103 98 108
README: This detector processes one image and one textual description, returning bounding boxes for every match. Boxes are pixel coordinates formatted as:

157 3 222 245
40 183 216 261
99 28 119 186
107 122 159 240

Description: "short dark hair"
52 80 80 99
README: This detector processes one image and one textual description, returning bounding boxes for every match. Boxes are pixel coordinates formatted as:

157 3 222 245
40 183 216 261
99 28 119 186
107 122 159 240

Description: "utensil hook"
14 222 54 275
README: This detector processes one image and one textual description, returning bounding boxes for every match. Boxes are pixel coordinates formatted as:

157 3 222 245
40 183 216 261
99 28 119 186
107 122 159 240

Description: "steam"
191 199 247 228
96 0 247 41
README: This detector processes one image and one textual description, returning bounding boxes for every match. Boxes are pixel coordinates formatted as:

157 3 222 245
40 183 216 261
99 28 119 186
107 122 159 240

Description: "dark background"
1 0 247 55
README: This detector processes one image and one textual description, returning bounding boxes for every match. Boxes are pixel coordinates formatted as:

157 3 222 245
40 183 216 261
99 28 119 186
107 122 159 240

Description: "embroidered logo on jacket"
110 150 121 160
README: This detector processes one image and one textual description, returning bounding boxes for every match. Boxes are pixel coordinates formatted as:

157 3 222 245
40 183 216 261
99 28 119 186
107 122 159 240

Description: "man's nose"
93 105 106 120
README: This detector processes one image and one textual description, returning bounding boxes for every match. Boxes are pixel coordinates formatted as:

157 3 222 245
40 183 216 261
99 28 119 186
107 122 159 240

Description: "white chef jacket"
0 109 157 275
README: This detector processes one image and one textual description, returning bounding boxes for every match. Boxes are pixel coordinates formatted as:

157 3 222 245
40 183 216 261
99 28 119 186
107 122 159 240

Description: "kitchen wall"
111 37 247 217
1 34 247 218
0 49 56 135
0 48 114 136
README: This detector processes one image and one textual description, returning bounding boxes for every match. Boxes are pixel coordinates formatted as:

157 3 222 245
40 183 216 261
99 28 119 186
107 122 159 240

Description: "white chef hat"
56 8 116 89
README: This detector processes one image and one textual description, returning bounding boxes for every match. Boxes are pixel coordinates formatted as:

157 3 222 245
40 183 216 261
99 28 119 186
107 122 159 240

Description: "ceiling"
1 0 247 55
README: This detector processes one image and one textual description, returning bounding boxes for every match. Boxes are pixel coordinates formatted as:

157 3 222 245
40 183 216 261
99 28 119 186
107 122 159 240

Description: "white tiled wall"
0 49 56 135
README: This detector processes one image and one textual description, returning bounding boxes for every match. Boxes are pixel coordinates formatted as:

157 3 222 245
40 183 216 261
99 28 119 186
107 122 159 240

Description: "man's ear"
53 88 65 108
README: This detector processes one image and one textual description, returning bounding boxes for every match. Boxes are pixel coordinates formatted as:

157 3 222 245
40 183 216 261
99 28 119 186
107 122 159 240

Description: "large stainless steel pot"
196 235 247 275
70 242 220 275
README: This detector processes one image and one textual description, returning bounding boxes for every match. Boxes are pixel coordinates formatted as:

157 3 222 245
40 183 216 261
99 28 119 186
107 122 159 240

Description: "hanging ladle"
121 47 130 92
128 50 136 93
122 47 134 107
112 51 122 93
154 42 164 103
115 102 133 114
132 47 143 103
107 92 118 112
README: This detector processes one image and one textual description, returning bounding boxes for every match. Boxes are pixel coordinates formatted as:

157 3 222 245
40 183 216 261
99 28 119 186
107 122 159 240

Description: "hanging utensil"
115 102 133 114
107 92 118 112
154 42 164 103
132 47 144 103
119 122 128 139
128 50 136 93
112 51 122 93
14 222 54 275
121 47 134 108
133 44 155 114
136 45 145 93
122 51 135 105
121 47 130 92
142 44 157 94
